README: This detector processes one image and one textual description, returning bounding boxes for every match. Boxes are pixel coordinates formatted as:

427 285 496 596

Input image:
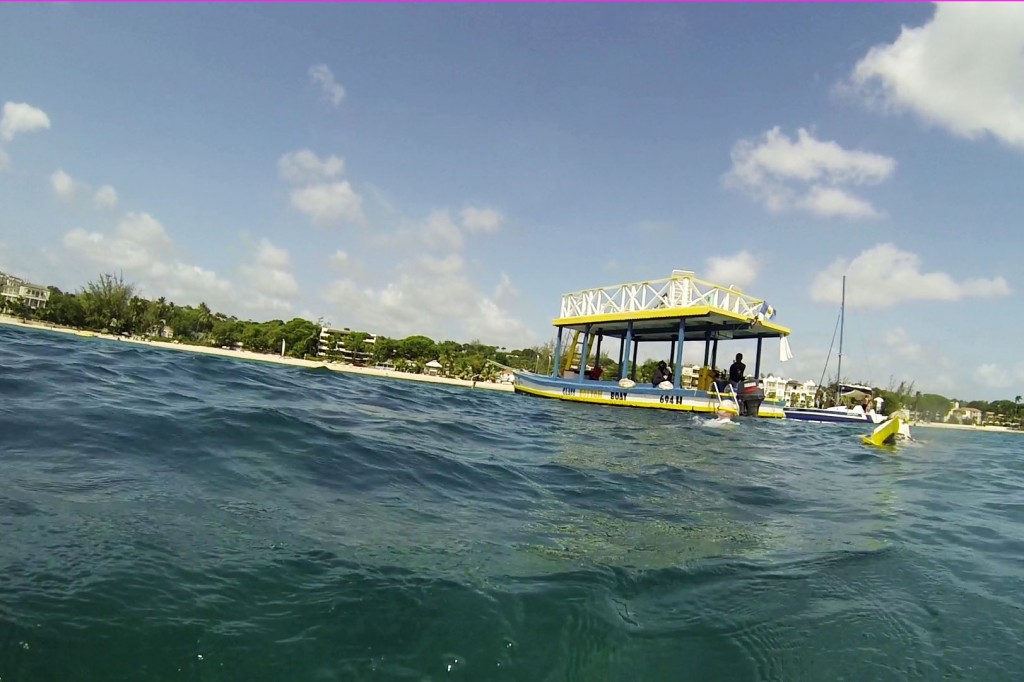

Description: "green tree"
81 273 136 332
398 335 437 362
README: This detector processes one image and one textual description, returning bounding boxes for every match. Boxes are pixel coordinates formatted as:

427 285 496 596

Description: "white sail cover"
779 336 793 362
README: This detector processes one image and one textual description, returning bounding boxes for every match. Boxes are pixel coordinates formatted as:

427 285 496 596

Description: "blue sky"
2 3 1023 400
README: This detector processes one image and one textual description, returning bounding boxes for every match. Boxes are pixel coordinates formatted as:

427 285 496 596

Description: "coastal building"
945 402 982 425
317 326 377 364
0 272 50 311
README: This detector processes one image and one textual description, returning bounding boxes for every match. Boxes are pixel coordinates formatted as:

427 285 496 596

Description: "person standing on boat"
652 361 672 387
729 353 746 390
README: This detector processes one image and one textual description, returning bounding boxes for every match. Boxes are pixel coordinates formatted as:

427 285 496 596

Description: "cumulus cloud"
62 211 235 308
724 127 895 219
93 185 118 210
329 249 349 268
704 251 759 289
290 181 364 227
810 243 1011 309
278 149 344 184
309 64 345 107
881 326 923 362
845 3 1024 151
50 169 79 201
323 257 536 348
972 363 1024 390
1 102 51 141
461 206 504 234
240 238 299 300
63 211 172 270
421 209 464 251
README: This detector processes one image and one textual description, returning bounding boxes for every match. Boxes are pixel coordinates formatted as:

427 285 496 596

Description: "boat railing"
559 272 772 320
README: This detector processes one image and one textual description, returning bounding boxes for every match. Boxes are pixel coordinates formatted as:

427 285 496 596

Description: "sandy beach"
0 315 515 393
912 421 1022 434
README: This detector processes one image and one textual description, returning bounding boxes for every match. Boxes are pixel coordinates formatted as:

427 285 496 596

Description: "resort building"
0 272 51 311
317 326 377 364
945 402 982 425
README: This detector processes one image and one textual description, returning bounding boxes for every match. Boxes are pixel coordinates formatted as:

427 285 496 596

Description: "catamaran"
512 270 793 417
783 276 884 425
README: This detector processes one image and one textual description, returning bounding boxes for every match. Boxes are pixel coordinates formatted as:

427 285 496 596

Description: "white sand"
1 315 514 393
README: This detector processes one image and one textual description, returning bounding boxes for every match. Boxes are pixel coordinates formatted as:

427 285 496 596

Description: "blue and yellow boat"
513 270 792 417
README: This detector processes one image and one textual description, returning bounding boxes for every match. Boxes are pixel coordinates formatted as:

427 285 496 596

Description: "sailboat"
783 276 884 425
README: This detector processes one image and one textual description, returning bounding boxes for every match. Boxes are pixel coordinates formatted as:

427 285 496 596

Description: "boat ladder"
711 384 739 412
559 330 585 375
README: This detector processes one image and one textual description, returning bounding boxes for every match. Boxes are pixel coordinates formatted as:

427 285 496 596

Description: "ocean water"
2 325 1023 682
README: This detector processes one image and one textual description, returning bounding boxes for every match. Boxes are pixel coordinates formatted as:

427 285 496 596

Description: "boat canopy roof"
552 270 790 342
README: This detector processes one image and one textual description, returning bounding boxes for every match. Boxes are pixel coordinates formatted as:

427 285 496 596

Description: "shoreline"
0 315 514 393
911 421 1022 434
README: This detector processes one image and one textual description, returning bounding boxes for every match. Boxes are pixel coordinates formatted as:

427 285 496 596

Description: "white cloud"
421 209 464 251
881 326 922 362
704 251 759 289
846 3 1024 150
493 272 518 308
1 102 51 141
255 238 290 269
290 181 364 227
461 206 504 234
278 149 344 184
62 211 235 308
810 243 1011 309
972 363 1018 390
797 186 880 220
63 211 172 270
50 169 79 201
329 249 349 268
724 127 895 219
93 185 118 210
309 64 345 107
240 238 298 299
322 257 536 348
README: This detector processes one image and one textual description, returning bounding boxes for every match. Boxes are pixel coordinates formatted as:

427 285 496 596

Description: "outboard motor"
736 379 764 416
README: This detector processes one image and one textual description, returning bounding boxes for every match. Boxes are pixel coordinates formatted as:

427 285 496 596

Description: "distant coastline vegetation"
3 272 1021 426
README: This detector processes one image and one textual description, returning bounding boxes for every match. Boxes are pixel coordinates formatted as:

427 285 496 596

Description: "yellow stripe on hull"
513 382 786 417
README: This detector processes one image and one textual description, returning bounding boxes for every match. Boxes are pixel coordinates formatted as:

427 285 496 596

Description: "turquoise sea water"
2 324 1023 681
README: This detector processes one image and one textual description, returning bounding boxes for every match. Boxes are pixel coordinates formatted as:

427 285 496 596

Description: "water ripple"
2 325 1024 680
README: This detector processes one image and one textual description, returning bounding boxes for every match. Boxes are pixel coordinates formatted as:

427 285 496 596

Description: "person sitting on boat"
712 369 731 392
729 353 746 390
652 361 672 387
586 363 604 380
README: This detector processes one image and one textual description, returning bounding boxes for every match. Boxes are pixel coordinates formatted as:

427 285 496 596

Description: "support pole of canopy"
594 333 603 372
711 336 719 370
617 333 625 375
619 322 633 380
630 338 639 381
552 328 563 378
577 325 591 384
703 332 710 367
754 337 763 382
673 319 686 389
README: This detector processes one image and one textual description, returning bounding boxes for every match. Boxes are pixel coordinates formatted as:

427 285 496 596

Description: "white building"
318 326 377 364
1 272 50 311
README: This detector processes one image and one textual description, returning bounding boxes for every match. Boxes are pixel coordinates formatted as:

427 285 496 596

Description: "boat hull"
783 407 884 424
513 371 786 418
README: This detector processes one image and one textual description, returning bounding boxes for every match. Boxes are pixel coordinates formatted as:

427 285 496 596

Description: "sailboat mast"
835 275 845 406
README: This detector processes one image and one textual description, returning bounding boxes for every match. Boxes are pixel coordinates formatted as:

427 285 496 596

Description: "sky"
1 3 1023 400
